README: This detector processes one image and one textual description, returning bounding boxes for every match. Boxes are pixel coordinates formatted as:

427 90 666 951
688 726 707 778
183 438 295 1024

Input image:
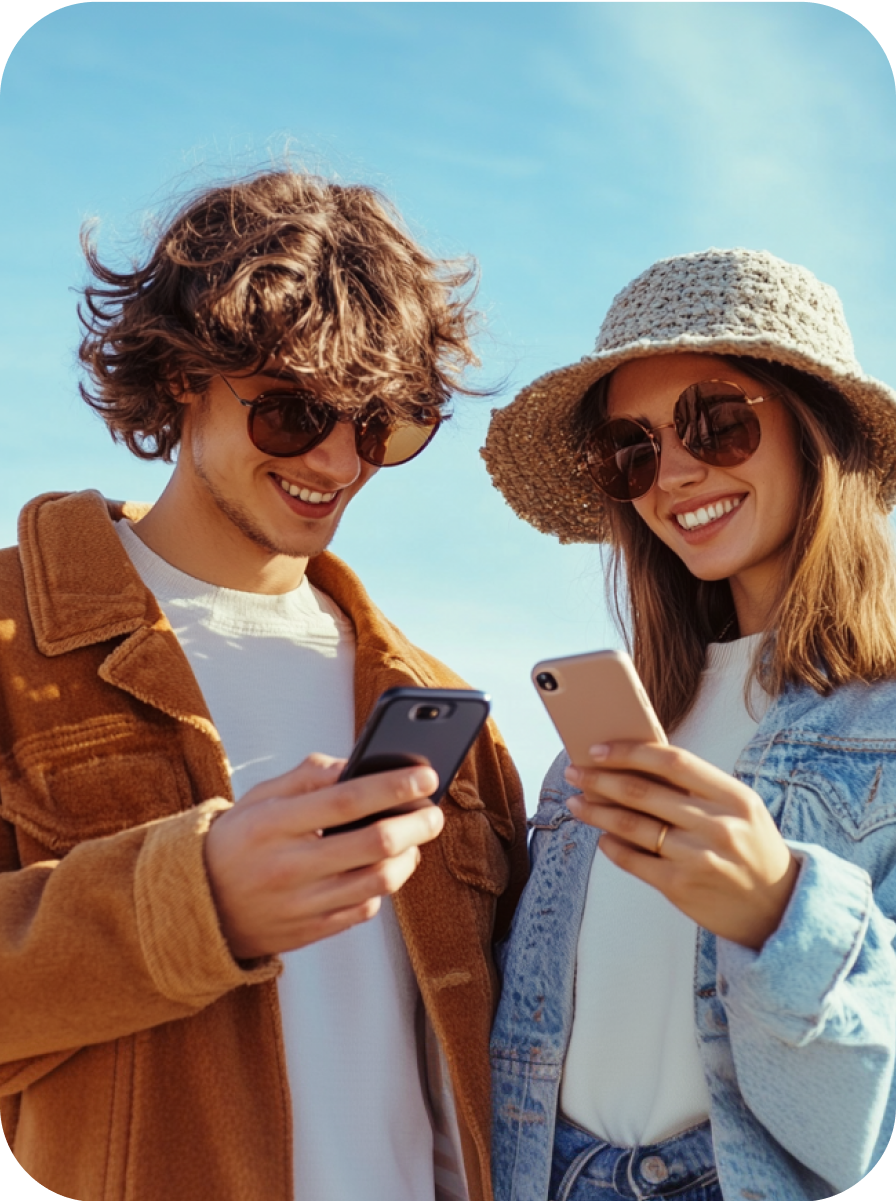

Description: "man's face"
179 370 379 564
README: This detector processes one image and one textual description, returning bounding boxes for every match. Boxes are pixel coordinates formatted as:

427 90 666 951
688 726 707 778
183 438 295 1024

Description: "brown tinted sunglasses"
582 380 772 501
221 376 440 466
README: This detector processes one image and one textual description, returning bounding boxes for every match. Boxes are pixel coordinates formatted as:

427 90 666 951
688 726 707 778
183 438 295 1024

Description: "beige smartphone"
532 649 667 767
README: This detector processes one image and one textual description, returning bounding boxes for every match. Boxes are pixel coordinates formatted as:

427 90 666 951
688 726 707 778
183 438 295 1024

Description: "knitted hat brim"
482 334 896 544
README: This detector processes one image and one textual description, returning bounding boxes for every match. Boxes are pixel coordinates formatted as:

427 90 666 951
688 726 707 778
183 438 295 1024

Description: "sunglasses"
582 380 771 502
221 376 440 467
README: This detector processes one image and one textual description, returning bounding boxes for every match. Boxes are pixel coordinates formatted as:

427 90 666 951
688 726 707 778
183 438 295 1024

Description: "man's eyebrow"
256 368 307 384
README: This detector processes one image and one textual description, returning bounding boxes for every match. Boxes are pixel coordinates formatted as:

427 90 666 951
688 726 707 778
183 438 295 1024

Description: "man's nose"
297 419 363 486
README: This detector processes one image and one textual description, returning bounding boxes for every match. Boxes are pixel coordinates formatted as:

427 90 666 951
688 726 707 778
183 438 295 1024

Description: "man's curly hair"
78 170 482 461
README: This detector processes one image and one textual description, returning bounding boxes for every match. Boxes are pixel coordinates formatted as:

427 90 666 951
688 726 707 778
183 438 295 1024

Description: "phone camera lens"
412 704 441 721
536 672 558 692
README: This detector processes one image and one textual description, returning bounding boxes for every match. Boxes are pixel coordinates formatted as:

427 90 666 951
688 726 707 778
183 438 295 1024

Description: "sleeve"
0 800 280 1092
717 839 896 1193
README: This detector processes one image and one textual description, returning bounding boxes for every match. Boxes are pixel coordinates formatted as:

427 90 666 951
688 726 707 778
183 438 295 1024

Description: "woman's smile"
670 493 745 534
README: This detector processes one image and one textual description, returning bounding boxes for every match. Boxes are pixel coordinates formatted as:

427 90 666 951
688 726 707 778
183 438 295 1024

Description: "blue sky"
1 0 895 802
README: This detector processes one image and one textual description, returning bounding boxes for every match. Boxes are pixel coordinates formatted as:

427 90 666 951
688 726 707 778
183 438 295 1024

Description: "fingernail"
411 769 437 797
589 744 609 761
564 766 582 784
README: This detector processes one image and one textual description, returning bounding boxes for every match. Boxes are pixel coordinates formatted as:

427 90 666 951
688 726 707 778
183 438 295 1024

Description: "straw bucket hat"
481 247 896 543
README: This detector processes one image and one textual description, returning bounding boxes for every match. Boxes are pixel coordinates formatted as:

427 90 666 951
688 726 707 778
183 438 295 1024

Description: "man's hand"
204 754 443 960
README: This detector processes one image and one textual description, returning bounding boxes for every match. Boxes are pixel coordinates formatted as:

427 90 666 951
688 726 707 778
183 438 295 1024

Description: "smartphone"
531 649 666 767
323 686 491 835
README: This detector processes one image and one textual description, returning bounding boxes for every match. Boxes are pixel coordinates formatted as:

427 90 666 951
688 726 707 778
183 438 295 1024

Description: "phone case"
325 687 491 834
531 649 666 767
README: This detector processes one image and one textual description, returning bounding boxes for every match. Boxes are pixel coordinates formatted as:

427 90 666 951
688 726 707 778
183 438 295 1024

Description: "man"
0 170 527 1201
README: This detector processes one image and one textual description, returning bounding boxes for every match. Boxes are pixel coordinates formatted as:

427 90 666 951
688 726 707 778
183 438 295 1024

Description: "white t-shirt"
560 634 769 1147
116 521 438 1201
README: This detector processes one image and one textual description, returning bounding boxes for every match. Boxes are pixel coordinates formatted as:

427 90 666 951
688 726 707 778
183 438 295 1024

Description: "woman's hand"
565 741 799 951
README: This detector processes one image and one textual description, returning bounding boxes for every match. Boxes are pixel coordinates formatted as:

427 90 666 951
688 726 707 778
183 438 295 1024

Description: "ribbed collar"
704 631 765 673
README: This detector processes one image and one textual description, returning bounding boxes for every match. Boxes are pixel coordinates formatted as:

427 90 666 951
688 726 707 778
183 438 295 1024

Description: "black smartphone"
323 686 491 835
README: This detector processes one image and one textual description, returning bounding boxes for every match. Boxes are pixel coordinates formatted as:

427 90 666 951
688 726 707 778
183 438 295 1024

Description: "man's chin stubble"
196 466 336 560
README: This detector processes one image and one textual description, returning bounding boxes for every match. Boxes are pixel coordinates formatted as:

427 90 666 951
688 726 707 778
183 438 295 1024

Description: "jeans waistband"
551 1114 717 1200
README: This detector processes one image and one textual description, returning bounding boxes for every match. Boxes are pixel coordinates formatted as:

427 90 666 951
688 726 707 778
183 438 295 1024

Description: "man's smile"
272 472 338 505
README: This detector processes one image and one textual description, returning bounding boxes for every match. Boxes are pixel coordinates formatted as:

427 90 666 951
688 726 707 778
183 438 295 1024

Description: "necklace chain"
716 614 736 642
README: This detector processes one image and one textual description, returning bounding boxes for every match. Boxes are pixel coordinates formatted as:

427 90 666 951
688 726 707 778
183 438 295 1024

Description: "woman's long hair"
577 356 896 732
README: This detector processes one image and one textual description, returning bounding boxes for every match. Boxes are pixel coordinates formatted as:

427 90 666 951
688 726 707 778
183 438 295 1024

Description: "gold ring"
654 821 670 856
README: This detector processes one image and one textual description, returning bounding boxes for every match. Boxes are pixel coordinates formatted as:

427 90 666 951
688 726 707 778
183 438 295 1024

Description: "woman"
482 248 896 1201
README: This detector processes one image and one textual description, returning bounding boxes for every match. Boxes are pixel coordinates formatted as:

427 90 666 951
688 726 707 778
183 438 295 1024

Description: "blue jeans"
549 1115 722 1201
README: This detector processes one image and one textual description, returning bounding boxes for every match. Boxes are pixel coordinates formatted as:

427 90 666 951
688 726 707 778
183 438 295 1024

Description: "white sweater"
560 634 768 1147
116 521 439 1201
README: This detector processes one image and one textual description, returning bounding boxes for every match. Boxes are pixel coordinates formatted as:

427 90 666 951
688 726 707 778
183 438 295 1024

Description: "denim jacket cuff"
717 841 873 1044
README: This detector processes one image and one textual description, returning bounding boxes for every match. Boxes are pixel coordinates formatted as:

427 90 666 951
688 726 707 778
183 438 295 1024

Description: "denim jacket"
491 677 896 1201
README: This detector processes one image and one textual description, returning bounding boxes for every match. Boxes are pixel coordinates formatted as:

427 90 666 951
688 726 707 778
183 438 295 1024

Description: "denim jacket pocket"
774 754 896 864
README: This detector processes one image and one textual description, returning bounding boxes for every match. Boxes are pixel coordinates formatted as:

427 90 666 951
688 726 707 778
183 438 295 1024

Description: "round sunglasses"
582 380 772 502
221 376 440 467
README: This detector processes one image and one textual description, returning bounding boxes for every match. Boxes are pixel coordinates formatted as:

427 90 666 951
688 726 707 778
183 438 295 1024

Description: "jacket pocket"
0 723 194 856
440 805 510 896
775 759 896 846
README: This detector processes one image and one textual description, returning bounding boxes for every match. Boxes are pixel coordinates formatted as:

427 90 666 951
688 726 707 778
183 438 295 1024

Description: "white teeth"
676 497 742 530
277 477 335 504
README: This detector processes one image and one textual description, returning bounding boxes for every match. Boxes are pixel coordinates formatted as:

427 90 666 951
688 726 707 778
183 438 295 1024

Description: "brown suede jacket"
0 490 528 1201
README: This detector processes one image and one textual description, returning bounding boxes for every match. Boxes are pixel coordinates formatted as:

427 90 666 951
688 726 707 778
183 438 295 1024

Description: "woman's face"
606 353 804 634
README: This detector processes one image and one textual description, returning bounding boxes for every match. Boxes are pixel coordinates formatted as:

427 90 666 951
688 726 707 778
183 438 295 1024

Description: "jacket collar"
304 551 450 734
18 490 154 656
17 490 437 735
18 491 221 738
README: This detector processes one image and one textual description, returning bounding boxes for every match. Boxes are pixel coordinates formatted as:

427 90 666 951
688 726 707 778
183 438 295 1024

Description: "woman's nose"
653 427 708 492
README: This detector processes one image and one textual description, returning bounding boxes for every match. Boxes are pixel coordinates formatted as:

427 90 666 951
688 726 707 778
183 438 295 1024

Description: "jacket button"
640 1155 669 1184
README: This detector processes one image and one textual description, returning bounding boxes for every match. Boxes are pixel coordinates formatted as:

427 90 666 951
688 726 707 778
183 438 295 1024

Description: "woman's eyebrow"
608 410 654 428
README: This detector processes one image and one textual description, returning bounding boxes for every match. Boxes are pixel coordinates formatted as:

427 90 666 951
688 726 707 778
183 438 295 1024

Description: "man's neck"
130 475 309 596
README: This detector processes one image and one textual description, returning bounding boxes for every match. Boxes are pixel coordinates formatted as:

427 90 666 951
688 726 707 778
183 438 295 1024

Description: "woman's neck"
729 572 779 636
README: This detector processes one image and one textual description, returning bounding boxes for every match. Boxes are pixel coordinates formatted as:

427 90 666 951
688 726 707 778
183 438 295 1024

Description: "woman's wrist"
735 850 800 952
